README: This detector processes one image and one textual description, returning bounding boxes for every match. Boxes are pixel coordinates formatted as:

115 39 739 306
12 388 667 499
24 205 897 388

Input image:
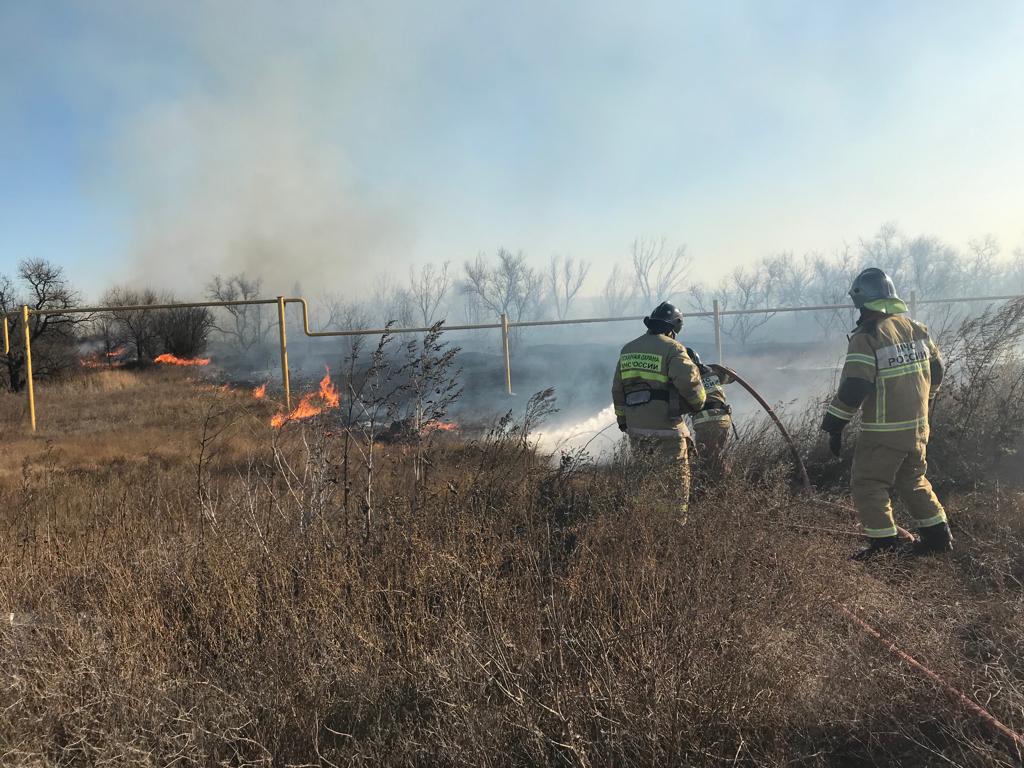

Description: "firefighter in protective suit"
820 268 952 559
686 346 734 483
612 302 706 517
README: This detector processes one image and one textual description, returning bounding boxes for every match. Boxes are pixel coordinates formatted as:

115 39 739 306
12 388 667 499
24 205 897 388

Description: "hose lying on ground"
836 603 1024 755
722 366 1021 752
721 365 915 541
718 365 813 493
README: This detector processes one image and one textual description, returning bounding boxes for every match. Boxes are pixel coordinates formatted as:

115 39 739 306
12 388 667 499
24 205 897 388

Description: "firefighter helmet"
643 301 684 335
849 268 908 314
686 346 702 367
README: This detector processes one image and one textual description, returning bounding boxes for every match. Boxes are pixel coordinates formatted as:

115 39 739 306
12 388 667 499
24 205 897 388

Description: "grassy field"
1 361 1023 766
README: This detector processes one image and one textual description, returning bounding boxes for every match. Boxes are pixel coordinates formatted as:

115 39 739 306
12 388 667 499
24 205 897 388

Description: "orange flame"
155 353 210 367
425 420 458 433
270 368 339 428
80 346 127 369
253 383 268 400
318 370 340 408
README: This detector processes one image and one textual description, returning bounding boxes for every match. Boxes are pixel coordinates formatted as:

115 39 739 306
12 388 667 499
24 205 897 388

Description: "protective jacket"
822 314 943 450
612 332 706 437
692 364 732 427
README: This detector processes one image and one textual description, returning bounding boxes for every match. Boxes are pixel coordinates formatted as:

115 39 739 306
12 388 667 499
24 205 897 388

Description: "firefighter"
820 268 952 559
686 346 734 483
612 302 706 517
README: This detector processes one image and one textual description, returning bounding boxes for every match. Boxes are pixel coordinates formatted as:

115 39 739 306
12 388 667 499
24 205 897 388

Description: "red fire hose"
717 366 1022 752
718 365 813 493
718 365 915 541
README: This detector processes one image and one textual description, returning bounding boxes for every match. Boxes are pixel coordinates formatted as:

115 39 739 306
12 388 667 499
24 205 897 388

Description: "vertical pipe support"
22 305 36 432
277 296 291 409
909 290 919 317
500 312 512 396
713 299 723 365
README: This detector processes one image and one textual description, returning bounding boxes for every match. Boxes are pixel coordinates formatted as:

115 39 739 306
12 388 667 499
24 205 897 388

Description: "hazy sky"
2 1 1023 299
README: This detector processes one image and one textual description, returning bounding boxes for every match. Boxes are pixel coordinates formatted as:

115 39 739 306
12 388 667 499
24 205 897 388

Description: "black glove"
828 430 842 457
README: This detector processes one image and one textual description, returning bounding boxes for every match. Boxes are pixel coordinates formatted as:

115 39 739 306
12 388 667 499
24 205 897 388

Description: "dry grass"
1 359 1023 766
0 368 273 489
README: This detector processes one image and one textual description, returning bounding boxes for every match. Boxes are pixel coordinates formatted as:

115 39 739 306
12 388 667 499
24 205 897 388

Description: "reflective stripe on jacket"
612 332 706 435
692 407 731 426
827 314 942 448
689 363 732 426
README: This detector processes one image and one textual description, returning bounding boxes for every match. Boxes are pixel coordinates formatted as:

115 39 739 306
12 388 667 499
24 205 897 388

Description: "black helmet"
849 268 907 313
686 346 702 367
643 301 683 335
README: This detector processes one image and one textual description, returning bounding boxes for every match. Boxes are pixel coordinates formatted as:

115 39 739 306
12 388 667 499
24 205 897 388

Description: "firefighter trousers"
851 436 947 538
693 414 731 484
629 434 691 517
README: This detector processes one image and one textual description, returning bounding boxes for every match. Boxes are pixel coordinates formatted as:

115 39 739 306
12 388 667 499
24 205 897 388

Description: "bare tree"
408 262 453 326
905 236 960 298
318 293 371 332
318 292 372 360
810 245 857 338
1010 245 1024 293
763 252 812 307
631 238 692 308
0 259 81 391
371 274 415 328
207 274 270 352
859 221 902 267
546 255 590 320
88 312 125 360
156 306 214 358
102 287 165 363
461 249 543 323
602 264 634 317
725 266 777 346
454 289 485 325
690 264 776 348
966 236 1000 294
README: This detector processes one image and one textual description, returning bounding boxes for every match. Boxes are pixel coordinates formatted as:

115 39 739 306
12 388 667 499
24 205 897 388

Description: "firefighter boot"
851 534 918 562
914 522 953 555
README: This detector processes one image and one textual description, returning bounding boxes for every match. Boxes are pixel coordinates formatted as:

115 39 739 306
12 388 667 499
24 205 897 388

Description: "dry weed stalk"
1 322 1023 765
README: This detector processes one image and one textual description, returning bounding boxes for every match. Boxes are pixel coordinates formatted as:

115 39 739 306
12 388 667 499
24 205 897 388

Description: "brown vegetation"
1 308 1023 766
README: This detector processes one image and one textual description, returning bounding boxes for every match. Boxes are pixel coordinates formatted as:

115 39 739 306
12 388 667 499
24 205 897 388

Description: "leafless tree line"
689 224 1024 346
4 223 1024 391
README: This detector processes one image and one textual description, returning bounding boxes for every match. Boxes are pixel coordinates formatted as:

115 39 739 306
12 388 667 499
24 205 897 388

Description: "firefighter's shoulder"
906 317 931 336
659 335 688 354
850 321 875 338
619 333 649 353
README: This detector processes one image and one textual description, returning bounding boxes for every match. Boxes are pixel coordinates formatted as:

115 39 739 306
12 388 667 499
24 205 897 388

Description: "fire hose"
599 364 1021 750
717 365 915 542
717 365 812 493
720 364 1024 754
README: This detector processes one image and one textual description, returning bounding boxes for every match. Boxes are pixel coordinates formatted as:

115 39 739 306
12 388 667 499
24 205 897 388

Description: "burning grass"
1 309 1024 765
270 367 340 427
154 352 211 366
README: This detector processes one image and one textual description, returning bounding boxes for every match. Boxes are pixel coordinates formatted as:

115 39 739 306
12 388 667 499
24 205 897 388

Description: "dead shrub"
1 329 1024 766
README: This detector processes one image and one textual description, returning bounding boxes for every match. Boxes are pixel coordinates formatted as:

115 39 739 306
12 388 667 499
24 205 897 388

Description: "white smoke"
533 404 620 459
114 69 412 296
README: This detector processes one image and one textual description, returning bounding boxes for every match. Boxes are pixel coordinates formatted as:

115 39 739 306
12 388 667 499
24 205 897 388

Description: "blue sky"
1 1 1023 299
